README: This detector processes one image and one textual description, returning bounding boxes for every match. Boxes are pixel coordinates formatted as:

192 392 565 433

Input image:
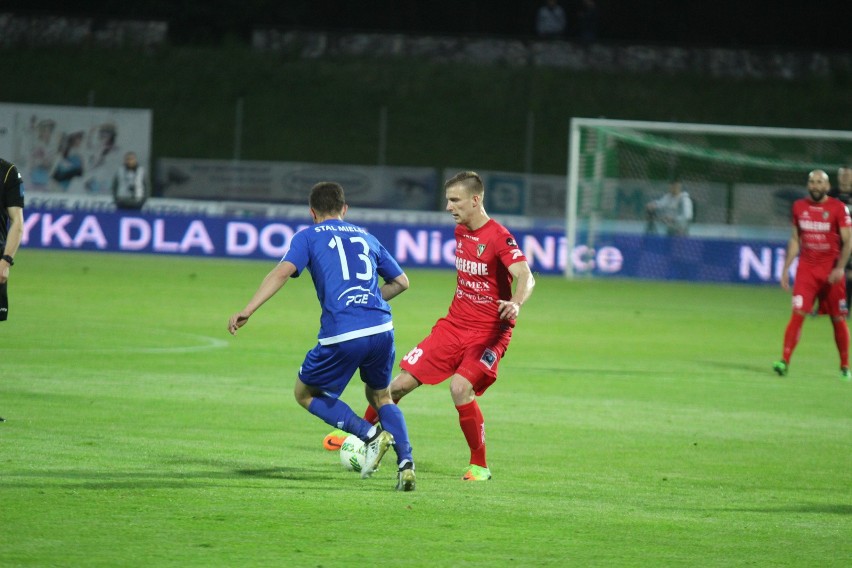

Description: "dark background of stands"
6 0 852 50
4 2 851 192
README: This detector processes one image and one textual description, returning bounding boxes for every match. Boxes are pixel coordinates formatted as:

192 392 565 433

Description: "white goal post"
565 118 852 277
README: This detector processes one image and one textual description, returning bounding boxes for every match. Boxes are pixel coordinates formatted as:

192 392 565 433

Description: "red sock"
363 398 399 425
456 400 486 468
832 318 850 368
363 405 379 425
782 312 805 363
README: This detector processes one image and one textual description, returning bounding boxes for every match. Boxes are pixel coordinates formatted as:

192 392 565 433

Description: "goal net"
566 118 852 277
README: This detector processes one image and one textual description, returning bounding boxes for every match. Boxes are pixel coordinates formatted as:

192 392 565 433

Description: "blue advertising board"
20 206 789 284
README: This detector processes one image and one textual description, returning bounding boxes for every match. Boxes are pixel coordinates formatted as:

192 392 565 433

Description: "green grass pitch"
2 249 851 566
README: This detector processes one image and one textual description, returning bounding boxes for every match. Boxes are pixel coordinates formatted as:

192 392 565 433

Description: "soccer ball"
339 435 367 472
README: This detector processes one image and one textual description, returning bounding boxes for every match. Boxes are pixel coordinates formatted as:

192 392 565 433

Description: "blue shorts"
298 331 395 398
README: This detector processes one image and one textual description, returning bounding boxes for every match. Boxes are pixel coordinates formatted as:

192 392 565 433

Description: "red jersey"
445 219 527 330
791 196 851 270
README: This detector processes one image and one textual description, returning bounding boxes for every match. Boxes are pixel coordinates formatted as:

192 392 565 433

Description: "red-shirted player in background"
325 171 536 480
774 169 852 381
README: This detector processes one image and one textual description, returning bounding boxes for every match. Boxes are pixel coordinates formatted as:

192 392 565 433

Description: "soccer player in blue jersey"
228 182 416 491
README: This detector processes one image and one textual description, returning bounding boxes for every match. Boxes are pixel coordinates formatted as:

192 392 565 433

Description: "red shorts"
793 265 848 317
399 317 513 396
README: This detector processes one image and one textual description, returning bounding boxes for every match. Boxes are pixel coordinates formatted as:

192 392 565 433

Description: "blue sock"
308 396 372 440
377 404 413 465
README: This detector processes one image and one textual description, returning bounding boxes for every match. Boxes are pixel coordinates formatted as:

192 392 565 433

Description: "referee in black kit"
0 158 24 422
0 158 23 423
1 158 24 321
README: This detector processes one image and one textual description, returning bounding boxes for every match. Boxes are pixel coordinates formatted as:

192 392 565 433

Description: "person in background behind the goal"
828 166 852 313
645 179 694 236
228 182 416 491
326 171 536 481
774 170 852 381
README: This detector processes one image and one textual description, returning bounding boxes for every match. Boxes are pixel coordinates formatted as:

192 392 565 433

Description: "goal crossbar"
566 118 852 277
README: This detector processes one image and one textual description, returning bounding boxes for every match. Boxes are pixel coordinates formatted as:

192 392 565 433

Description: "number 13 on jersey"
328 235 373 281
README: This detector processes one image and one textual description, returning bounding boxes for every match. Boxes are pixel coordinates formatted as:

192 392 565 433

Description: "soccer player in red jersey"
774 169 852 380
326 171 535 480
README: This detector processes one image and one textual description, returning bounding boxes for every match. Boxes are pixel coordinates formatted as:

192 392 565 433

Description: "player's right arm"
228 261 297 335
780 226 800 291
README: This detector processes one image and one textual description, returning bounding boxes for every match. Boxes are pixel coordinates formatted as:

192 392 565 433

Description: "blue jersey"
282 219 403 345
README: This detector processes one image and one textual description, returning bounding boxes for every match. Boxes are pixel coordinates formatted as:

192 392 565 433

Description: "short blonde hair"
444 171 484 196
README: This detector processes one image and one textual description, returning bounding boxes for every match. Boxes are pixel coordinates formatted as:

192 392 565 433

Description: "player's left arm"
830 225 852 284
375 243 409 301
380 272 409 301
497 260 535 320
228 261 297 335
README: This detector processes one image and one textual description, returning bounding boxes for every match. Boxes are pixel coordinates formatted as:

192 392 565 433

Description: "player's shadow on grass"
2 462 341 490
697 360 778 374
528 361 780 376
523 365 664 377
166 455 340 482
235 467 315 480
720 503 852 515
